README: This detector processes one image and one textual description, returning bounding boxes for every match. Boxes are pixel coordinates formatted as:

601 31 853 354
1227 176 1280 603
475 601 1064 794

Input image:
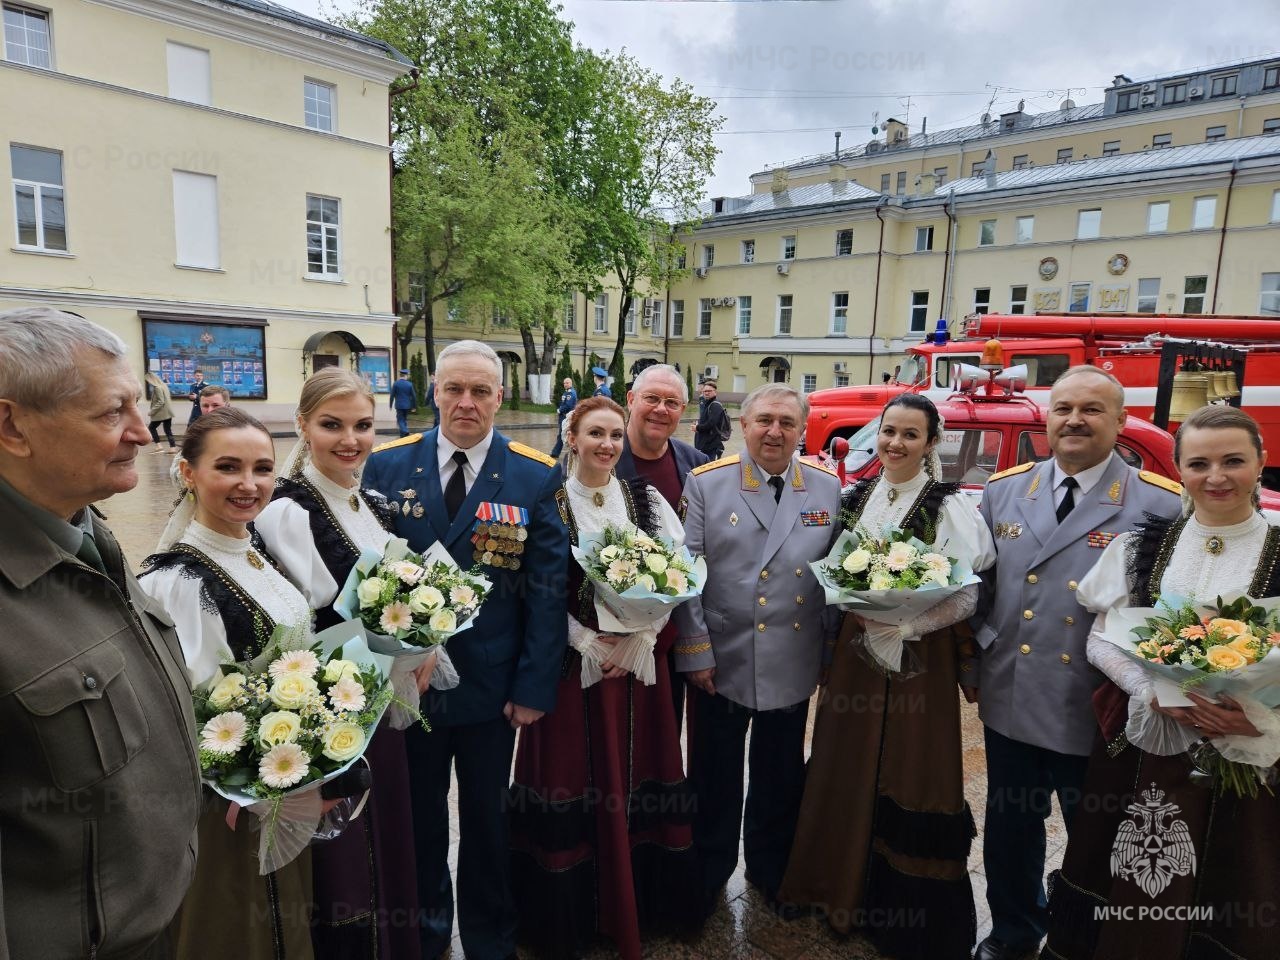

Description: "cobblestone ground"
107 409 1066 960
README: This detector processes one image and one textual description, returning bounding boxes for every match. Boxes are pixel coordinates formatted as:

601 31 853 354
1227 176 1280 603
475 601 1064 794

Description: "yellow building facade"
1 0 408 420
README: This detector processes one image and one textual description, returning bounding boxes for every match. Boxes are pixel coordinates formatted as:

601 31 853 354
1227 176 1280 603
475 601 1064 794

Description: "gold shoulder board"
373 433 422 453
1138 470 1182 495
509 440 556 468
988 461 1036 482
692 454 740 477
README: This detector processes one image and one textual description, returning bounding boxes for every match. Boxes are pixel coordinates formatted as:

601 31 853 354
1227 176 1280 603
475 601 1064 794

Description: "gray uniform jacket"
674 454 842 711
973 452 1180 756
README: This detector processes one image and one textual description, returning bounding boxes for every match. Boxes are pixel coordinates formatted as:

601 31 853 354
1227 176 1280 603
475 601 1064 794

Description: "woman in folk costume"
139 406 316 959
509 396 700 959
256 367 430 959
780 393 995 960
1044 404 1280 960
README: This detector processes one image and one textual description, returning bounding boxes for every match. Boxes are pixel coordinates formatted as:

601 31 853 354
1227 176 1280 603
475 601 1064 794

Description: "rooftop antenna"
870 110 880 135
834 130 842 159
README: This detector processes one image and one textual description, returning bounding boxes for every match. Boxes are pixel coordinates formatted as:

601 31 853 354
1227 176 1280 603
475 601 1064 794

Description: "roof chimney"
884 117 908 146
982 150 998 188
771 169 789 194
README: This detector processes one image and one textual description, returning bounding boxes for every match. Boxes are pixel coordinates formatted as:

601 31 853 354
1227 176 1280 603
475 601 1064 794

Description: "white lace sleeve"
934 494 996 573
1087 612 1198 756
567 613 662 688
902 583 978 638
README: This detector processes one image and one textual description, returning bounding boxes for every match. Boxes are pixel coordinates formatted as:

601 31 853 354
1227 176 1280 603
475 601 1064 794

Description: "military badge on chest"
472 501 529 570
995 521 1023 539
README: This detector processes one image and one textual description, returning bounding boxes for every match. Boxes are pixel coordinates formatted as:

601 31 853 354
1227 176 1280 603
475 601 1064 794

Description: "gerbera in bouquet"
812 525 978 674
195 625 394 873
1102 593 1280 797
335 538 491 721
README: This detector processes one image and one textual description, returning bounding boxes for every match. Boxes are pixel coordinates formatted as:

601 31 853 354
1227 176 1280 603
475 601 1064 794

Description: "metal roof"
215 0 411 65
697 179 882 222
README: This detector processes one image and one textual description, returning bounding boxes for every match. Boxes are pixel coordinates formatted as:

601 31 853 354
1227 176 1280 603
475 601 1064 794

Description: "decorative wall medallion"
1038 256 1059 280
1107 252 1130 275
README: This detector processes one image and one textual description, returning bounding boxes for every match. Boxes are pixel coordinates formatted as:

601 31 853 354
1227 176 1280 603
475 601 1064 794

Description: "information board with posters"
143 317 267 400
359 348 392 394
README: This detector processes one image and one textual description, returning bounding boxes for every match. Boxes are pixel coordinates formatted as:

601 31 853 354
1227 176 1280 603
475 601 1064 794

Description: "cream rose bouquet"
195 623 394 873
573 524 706 633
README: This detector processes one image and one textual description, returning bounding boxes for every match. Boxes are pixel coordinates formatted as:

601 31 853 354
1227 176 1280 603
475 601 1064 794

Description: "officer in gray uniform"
674 382 842 917
969 365 1181 960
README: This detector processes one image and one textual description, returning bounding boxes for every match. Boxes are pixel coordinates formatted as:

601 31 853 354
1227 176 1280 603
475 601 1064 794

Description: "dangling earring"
1180 487 1194 517
1253 475 1263 511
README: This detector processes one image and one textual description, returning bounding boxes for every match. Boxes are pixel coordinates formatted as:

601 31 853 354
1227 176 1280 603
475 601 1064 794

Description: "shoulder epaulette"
373 433 422 453
988 461 1035 482
799 457 839 478
692 454 739 477
1138 470 1182 495
509 440 556 468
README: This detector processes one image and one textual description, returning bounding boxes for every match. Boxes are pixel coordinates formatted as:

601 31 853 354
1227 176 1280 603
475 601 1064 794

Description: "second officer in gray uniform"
969 365 1181 960
674 382 842 917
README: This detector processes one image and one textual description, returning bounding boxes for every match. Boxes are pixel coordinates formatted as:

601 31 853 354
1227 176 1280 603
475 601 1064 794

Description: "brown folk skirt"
780 617 976 960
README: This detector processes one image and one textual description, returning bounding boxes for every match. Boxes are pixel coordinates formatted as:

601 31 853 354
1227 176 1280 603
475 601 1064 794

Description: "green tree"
685 364 694 403
409 352 425 406
608 352 626 405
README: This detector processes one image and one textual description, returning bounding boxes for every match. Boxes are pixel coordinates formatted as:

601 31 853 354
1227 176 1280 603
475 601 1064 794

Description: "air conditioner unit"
1189 86 1204 98
694 267 709 279
776 262 790 276
703 364 719 379
1141 83 1157 93
398 300 423 314
833 361 848 373
640 315 651 329
1139 94 1156 106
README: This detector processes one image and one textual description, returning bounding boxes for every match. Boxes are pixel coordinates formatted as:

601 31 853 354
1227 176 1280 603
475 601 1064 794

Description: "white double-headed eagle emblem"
1110 783 1197 898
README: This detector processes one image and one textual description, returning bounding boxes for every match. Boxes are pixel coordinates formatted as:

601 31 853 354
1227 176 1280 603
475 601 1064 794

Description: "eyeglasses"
638 394 684 412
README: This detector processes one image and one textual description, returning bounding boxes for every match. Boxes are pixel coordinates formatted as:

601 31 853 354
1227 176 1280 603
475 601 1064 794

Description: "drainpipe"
1210 159 1239 314
868 196 890 382
387 67 420 369
1237 94 1247 138
941 192 958 332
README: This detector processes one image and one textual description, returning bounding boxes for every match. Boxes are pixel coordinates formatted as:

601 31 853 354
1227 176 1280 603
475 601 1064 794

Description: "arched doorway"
759 356 791 383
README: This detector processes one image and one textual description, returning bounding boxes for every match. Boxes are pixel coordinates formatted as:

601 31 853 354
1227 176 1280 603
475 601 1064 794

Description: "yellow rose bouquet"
195 623 395 873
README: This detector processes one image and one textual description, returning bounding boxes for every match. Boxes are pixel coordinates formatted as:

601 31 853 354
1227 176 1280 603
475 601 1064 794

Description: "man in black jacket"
693 379 728 461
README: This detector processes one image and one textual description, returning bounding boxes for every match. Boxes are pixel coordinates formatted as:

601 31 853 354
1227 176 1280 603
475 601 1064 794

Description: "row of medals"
472 521 529 569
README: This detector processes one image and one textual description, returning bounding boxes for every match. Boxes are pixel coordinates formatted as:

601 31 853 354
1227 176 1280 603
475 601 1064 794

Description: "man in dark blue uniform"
390 367 418 437
591 365 610 397
364 340 568 960
550 375 577 460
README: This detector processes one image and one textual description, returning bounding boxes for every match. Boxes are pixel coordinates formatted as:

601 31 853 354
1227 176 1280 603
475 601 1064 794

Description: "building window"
670 300 683 338
802 374 817 393
1009 285 1028 315
624 296 638 335
777 294 793 335
675 247 686 270
305 194 340 277
835 373 850 387
1147 201 1170 233
1162 82 1187 105
1116 89 1139 111
172 171 218 269
1152 133 1172 149
915 225 934 252
1102 140 1121 156
737 295 751 336
1192 195 1217 230
1266 65 1280 89
1012 155 1029 170
1211 74 1238 98
973 288 991 315
1262 273 1280 317
697 299 712 337
1015 216 1034 244
741 239 754 263
782 235 796 260
562 296 575 332
1068 282 1091 313
10 143 65 251
491 306 511 328
1136 278 1160 313
933 166 947 186
446 298 462 324
831 292 848 334
1057 147 1073 164
1272 190 1280 223
880 173 891 193
1076 208 1101 240
909 291 929 333
895 171 906 195
593 293 608 333
701 244 714 268
406 273 425 311
3 3 50 67
1205 125 1227 143
978 219 996 246
970 161 983 177
650 300 665 337
304 79 335 132
1183 276 1207 313
166 41 211 106
1264 118 1280 135
835 228 853 256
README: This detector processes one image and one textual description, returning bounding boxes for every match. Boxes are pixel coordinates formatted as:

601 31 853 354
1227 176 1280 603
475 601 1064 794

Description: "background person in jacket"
145 371 176 453
551 375 577 459
693 379 728 461
0 306 201 959
390 367 419 437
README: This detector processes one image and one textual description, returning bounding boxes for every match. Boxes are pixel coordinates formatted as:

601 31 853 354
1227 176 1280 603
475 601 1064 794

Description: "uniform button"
1026 574 1038 584
1068 580 1078 590
1064 616 1075 626
793 622 802 631
757 623 766 632
760 570 769 581
758 597 767 607
1019 644 1031 655
796 596 805 604
795 568 803 577
1061 654 1072 664
83 675 98 690
1023 610 1034 620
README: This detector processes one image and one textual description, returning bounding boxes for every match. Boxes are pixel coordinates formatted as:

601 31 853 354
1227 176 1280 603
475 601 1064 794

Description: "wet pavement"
103 407 1066 960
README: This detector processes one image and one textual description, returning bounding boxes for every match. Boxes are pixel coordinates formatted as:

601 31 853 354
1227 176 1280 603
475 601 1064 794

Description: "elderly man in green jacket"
0 307 201 959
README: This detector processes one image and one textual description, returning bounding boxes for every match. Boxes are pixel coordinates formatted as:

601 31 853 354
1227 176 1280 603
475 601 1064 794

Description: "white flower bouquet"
811 525 978 673
334 538 492 724
195 622 395 874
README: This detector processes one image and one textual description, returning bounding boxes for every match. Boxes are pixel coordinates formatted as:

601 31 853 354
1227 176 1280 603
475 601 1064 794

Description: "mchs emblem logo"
1110 783 1197 898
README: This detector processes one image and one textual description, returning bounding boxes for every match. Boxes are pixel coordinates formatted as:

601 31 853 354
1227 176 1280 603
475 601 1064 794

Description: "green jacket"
0 504 201 959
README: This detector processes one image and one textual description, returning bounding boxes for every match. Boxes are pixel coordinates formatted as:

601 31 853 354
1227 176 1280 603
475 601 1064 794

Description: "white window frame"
978 219 996 246
1261 273 1280 317
1068 282 1091 313
835 372 850 387
701 244 714 268
697 298 712 338
1152 133 1172 149
10 143 66 251
1057 147 1073 164
1102 140 1121 156
831 291 848 335
1012 154 1028 170
741 238 754 263
650 300 665 338
914 226 933 252
1192 195 1217 230
1147 201 1170 234
909 291 928 332
737 295 752 336
973 287 991 315
1015 215 1034 244
1205 125 1227 143
1009 285 1027 315
776 294 793 335
879 173 890 193
1271 189 1280 223
895 171 906 195
1076 208 1101 240
303 78 336 132
670 299 683 338
1183 276 1208 313
802 373 817 393
305 193 341 279
562 296 576 332
593 293 608 334
166 41 211 106
782 235 796 260
1211 74 1238 98
172 170 219 269
933 166 947 186
3 2 51 67
1136 278 1160 313
624 296 638 335
835 228 853 256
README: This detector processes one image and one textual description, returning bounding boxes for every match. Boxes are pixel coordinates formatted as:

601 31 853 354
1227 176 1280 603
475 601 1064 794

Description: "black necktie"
445 450 469 521
768 475 784 504
1056 476 1078 524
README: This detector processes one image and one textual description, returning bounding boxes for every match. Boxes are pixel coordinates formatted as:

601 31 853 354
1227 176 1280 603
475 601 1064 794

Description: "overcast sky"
285 0 1280 197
